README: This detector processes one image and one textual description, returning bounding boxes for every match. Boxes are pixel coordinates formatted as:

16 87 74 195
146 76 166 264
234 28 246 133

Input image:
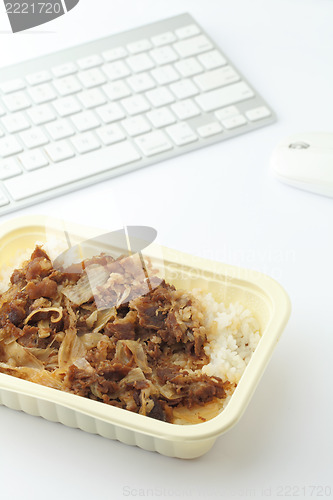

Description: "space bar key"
5 141 141 202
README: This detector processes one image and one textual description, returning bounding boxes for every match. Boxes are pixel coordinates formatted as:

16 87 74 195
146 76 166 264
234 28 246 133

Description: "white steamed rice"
193 290 260 384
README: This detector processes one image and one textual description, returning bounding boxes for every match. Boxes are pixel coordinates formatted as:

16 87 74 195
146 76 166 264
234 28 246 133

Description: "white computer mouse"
270 132 333 197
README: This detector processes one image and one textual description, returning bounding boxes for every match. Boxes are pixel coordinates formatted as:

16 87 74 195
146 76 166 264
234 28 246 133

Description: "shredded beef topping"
0 246 229 423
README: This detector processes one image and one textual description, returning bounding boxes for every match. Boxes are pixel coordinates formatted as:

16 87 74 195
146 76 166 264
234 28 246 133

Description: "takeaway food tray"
0 216 291 458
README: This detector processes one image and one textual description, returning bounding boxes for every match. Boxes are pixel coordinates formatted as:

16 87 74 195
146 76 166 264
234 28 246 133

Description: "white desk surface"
0 0 332 498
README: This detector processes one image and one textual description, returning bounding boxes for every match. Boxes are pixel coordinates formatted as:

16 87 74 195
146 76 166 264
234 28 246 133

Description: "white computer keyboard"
0 13 275 215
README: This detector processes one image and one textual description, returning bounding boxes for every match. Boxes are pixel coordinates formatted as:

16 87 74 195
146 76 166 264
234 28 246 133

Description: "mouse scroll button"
289 142 310 149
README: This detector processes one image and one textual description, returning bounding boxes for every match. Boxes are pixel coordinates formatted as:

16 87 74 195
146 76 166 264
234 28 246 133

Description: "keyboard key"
197 121 223 138
169 79 199 99
26 70 52 86
28 83 57 104
0 127 4 138
96 124 125 145
102 61 131 81
127 39 152 54
198 50 227 70
146 107 176 128
215 105 239 121
194 66 240 91
126 54 154 73
53 96 81 117
135 130 172 156
166 122 197 146
96 102 125 123
53 76 81 96
174 57 203 77
195 82 255 112
146 87 175 108
2 91 31 112
2 112 30 133
71 111 100 132
5 142 141 201
121 95 150 116
221 114 247 129
102 81 131 101
173 35 213 58
171 99 200 120
151 31 176 47
150 46 178 65
245 106 271 121
102 46 127 62
46 119 75 140
0 159 22 180
28 104 56 125
0 105 5 117
0 136 23 157
71 132 101 154
151 65 179 85
77 68 106 89
175 24 200 39
19 150 49 171
0 78 26 94
44 140 75 163
77 88 106 109
52 62 77 78
122 116 151 137
0 189 9 207
20 128 49 149
77 54 103 70
127 73 155 93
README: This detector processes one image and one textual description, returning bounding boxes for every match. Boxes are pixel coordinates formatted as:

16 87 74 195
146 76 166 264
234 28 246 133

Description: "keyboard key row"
0 103 270 160
1 95 270 151
0 69 218 117
0 101 271 187
0 23 222 99
0 101 271 154
4 141 141 201
1 52 233 113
